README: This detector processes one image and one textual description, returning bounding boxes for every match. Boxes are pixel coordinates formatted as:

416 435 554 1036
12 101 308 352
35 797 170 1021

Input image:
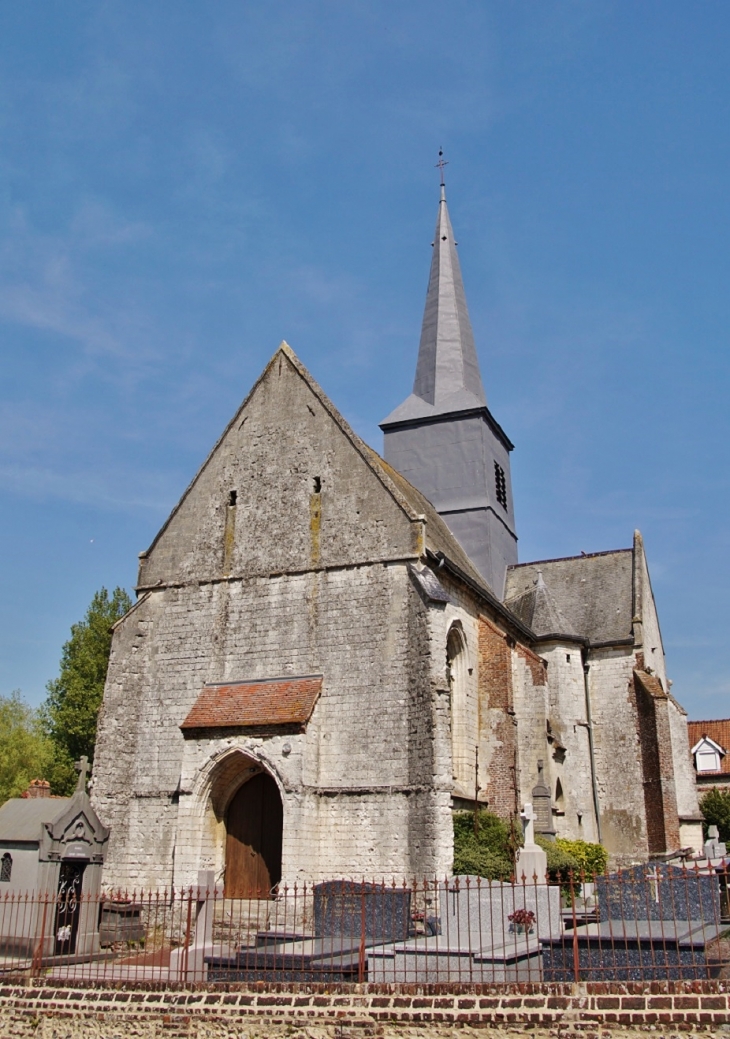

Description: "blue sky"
1 2 728 718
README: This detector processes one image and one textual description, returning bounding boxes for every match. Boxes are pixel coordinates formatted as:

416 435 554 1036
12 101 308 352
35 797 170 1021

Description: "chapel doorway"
224 771 283 898
54 860 86 955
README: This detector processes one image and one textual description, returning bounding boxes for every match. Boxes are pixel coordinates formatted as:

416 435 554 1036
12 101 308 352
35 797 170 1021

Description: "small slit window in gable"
228 491 237 507
494 462 507 509
313 477 321 493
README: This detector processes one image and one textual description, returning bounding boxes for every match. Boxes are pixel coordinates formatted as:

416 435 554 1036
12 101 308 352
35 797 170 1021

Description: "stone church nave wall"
93 561 452 889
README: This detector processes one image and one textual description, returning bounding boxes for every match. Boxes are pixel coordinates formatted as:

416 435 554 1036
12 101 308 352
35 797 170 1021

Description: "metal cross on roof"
435 148 448 186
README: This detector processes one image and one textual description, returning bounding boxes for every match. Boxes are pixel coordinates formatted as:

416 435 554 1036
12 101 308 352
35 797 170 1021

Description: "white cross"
520 803 535 846
646 867 661 904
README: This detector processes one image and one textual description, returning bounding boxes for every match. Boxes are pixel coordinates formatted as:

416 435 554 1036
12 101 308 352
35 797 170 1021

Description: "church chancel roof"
505 549 635 646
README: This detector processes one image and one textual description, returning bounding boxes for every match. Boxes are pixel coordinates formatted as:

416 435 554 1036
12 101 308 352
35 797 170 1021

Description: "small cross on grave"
645 866 661 904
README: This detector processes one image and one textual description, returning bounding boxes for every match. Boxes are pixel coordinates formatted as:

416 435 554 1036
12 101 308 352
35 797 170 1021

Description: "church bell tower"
380 167 517 597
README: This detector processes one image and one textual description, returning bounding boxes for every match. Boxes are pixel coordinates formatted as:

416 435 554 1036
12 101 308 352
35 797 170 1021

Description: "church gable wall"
138 350 422 589
634 542 667 688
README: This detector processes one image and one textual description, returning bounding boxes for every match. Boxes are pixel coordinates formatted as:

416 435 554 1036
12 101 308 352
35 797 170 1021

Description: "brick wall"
1 979 729 1035
478 616 518 817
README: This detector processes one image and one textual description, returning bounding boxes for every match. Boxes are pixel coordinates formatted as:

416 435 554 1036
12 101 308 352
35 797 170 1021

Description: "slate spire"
413 183 487 412
381 167 518 597
381 181 487 425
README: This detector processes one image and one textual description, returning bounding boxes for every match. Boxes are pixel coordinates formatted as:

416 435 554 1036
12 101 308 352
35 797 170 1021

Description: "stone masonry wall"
95 563 452 888
586 648 649 862
512 643 549 820
537 642 600 845
1 979 729 1037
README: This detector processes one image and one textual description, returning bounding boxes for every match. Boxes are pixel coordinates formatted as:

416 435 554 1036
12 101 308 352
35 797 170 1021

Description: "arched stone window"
0 853 11 882
555 778 565 814
447 624 470 785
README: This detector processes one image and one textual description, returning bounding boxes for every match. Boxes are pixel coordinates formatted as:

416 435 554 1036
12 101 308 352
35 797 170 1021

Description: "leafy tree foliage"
535 836 580 888
0 691 52 803
700 788 730 844
553 837 608 878
452 810 517 880
43 587 132 794
453 809 608 890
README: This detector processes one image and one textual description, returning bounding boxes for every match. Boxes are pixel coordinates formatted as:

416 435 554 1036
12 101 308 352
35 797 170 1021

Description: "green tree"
42 587 132 794
452 810 516 880
0 691 53 803
700 788 730 844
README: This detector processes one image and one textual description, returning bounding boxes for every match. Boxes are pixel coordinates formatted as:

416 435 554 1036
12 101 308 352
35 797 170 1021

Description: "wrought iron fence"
0 863 728 985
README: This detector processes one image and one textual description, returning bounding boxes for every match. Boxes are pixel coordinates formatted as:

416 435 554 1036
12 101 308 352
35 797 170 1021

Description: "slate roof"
503 570 579 640
181 675 323 733
688 719 730 775
504 549 634 645
0 797 71 843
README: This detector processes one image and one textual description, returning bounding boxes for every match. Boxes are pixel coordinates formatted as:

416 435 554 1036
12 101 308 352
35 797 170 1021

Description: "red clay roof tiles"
688 718 730 774
181 675 322 732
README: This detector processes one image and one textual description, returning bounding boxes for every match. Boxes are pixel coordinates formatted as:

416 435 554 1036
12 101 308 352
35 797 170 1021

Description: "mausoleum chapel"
91 174 703 895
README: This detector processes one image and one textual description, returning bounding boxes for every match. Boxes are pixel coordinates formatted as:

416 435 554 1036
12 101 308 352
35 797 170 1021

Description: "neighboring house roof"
0 797 71 843
181 675 323 733
688 719 730 775
505 549 634 645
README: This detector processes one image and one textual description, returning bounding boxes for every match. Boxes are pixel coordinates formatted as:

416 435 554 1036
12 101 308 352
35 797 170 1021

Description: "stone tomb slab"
541 920 725 982
368 934 543 983
313 880 411 943
205 936 368 983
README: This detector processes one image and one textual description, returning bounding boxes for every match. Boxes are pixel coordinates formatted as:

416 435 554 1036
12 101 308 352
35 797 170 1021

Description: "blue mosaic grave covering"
313 880 411 943
596 864 720 923
541 920 724 982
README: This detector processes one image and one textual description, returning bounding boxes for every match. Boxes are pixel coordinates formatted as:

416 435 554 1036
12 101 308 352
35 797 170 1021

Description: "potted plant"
508 907 536 935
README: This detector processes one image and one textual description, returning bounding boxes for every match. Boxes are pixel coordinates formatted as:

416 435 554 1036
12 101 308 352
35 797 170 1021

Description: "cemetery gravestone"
313 880 411 943
596 864 720 923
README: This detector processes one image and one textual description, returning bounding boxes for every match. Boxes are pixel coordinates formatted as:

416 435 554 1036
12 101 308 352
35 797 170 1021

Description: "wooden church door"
225 772 283 898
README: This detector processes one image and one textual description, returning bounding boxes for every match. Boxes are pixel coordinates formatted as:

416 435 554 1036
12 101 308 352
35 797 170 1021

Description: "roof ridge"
508 547 633 568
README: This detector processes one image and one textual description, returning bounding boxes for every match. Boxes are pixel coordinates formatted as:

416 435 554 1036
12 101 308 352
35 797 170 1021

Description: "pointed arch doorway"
224 771 283 898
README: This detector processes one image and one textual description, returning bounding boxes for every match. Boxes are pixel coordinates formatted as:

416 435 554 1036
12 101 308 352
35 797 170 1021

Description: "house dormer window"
691 735 725 774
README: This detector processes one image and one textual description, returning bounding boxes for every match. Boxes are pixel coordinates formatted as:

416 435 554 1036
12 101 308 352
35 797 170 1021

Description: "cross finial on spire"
435 147 448 188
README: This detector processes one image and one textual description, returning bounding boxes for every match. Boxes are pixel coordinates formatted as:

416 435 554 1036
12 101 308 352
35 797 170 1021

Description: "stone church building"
92 181 702 894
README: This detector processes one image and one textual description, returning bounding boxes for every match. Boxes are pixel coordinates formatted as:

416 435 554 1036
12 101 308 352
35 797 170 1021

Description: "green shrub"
452 810 516 880
700 789 730 844
554 838 608 879
535 836 580 888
